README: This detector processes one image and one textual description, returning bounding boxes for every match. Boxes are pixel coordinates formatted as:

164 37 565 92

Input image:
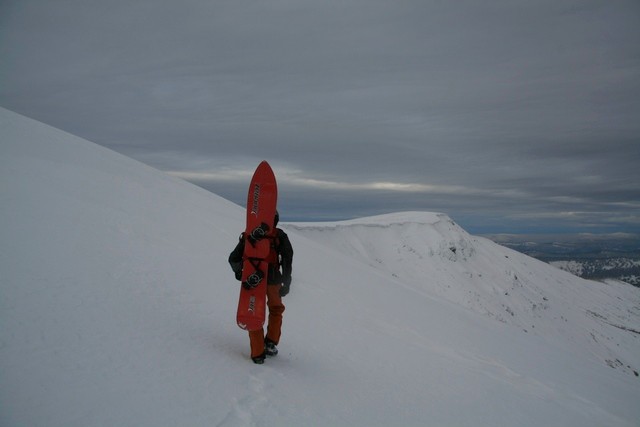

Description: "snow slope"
1 107 639 427
288 215 640 371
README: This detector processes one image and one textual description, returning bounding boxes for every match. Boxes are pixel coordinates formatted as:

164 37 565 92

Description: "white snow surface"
1 107 639 426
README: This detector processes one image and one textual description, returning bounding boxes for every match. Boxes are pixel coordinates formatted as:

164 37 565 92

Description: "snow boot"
265 339 278 357
252 352 266 364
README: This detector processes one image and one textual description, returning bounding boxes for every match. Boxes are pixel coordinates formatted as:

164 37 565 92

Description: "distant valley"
484 233 640 286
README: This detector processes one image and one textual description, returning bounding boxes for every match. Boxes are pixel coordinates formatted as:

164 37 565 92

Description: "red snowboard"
236 161 278 331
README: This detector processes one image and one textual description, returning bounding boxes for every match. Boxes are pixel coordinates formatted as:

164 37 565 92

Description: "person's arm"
228 234 245 281
278 230 293 295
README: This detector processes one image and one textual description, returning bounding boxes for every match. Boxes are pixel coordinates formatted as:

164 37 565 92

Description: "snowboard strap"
247 222 271 246
242 257 266 289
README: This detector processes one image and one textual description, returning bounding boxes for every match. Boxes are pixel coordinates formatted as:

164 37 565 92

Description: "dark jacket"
228 228 294 292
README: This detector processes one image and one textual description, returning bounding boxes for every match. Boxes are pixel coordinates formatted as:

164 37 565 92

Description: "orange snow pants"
249 284 285 358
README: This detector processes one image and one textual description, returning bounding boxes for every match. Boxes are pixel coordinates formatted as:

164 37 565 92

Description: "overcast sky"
1 0 639 234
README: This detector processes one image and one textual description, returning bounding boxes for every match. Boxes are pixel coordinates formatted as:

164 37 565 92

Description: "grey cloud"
1 0 639 233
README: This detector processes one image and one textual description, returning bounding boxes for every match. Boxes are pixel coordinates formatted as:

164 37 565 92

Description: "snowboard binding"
242 268 264 289
242 258 265 289
248 222 270 245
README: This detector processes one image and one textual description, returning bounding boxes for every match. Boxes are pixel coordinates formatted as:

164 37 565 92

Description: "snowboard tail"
236 161 277 331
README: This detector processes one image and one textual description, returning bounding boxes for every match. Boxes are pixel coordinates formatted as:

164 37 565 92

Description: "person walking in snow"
228 210 293 364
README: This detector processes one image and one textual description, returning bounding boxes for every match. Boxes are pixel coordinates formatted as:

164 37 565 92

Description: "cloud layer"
1 0 639 232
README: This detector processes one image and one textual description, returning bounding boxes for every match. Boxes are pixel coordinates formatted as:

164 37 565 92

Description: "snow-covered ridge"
2 107 639 427
288 211 446 228
289 208 639 361
287 211 479 272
